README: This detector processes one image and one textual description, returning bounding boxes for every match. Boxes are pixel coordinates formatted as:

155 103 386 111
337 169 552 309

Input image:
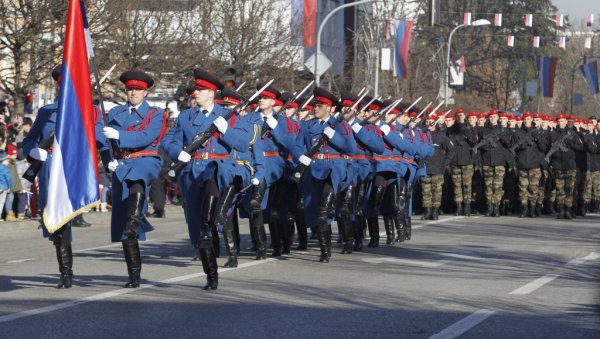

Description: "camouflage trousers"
451 165 473 204
518 168 542 205
421 174 444 208
584 171 600 202
554 169 576 207
483 166 505 205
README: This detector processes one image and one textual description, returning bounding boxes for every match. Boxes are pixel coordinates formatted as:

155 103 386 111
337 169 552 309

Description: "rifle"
391 96 425 127
292 95 314 121
471 128 504 154
291 95 363 183
235 81 246 92
162 79 274 182
357 95 382 125
509 128 541 155
544 130 573 163
260 80 314 138
397 100 434 133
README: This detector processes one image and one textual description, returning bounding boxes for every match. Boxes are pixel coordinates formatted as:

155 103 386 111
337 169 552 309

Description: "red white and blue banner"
394 18 413 79
580 61 600 94
535 55 558 98
44 0 99 233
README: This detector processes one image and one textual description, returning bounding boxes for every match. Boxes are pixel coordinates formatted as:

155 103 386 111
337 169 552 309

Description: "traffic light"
222 65 242 89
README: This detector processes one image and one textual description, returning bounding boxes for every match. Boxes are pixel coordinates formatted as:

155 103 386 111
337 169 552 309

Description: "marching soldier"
294 87 357 262
583 119 600 213
23 65 108 289
102 69 166 288
549 114 585 219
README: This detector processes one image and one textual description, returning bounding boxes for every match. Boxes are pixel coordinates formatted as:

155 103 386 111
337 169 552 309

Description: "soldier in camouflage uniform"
549 114 585 219
581 119 599 214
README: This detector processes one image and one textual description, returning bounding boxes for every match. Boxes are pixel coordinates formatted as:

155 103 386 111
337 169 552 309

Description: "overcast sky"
552 0 600 22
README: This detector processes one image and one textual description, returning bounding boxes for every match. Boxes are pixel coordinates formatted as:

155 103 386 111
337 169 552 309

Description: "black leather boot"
124 192 145 239
383 215 394 244
520 203 528 218
270 221 282 257
392 213 405 243
282 220 294 254
72 214 91 227
197 239 218 290
54 240 73 289
215 184 237 228
353 216 365 251
250 180 267 214
367 217 379 248
122 238 141 288
318 231 332 263
251 212 267 260
431 207 439 220
464 202 471 217
316 190 335 261
222 224 238 268
421 208 432 220
528 201 535 218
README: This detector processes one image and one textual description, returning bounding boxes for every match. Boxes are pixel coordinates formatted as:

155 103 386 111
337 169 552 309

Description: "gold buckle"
202 152 209 159
316 154 325 159
124 153 132 159
343 155 350 160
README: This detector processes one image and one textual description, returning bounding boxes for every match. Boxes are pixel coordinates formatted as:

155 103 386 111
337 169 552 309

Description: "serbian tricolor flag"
525 14 533 27
44 0 99 233
394 18 413 79
580 61 600 94
494 13 502 27
537 55 558 98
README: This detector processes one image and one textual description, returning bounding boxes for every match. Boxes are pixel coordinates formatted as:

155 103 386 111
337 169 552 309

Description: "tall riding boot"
431 207 439 220
222 222 238 268
367 217 379 248
232 209 241 255
215 184 237 229
528 201 535 218
317 230 332 263
200 194 219 258
197 239 218 290
520 203 528 218
392 213 404 243
464 202 471 217
211 225 220 258
317 190 335 261
250 180 267 214
353 216 365 251
383 216 394 244
282 219 294 254
296 223 308 251
122 238 141 288
270 221 282 257
54 240 73 289
251 212 267 259
124 192 145 239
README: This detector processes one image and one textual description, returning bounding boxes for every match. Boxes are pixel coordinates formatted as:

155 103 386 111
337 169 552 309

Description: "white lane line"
413 216 465 229
362 257 452 268
0 258 276 324
509 274 559 295
429 309 495 339
568 251 600 266
7 258 35 264
74 239 157 254
438 253 488 261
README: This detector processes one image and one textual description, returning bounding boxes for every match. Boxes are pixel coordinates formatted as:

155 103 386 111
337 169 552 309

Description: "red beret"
498 112 508 118
488 109 498 116
556 114 567 120
477 113 486 119
508 115 516 120
455 108 464 114
6 144 17 156
467 111 477 118
522 112 532 118
516 116 523 121
445 114 456 120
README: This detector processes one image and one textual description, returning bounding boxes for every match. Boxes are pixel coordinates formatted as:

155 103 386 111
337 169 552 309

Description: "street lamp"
315 0 381 86
444 19 491 105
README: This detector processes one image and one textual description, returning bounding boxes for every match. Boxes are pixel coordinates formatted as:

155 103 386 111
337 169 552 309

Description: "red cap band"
223 96 241 105
259 90 277 99
195 79 218 91
125 79 148 90
342 99 355 107
314 96 334 106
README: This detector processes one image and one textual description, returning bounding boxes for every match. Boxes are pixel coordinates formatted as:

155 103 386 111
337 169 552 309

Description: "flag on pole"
43 0 99 233
585 36 592 49
536 55 558 97
464 12 472 26
507 35 515 47
525 14 533 27
555 14 564 28
494 13 502 27
384 19 400 40
303 0 317 47
457 56 466 73
587 14 594 27
80 1 94 57
558 36 566 49
580 61 600 94
394 19 413 79
533 36 540 48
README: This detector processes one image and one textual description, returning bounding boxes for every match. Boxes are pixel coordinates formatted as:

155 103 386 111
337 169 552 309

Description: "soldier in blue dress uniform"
161 68 252 290
102 70 166 288
294 87 357 262
23 65 109 289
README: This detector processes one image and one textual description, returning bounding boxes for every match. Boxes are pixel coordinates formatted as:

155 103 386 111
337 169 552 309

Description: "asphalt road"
0 206 598 339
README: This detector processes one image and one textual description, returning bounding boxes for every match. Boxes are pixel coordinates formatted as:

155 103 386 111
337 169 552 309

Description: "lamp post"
444 19 491 105
315 0 381 86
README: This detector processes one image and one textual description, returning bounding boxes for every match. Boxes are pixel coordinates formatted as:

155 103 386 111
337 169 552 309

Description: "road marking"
7 258 35 264
509 274 559 295
0 258 276 324
362 257 452 268
413 216 465 229
438 253 487 261
74 239 157 253
568 252 600 266
429 309 495 339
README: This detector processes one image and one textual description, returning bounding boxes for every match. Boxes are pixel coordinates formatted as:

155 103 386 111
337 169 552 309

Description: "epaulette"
249 123 260 145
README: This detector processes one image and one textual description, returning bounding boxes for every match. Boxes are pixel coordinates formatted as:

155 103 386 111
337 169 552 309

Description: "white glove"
323 126 336 139
177 151 191 163
379 124 391 136
213 116 228 134
265 115 278 129
107 159 119 172
251 177 260 186
103 127 120 140
351 123 362 134
29 148 48 161
298 155 312 166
